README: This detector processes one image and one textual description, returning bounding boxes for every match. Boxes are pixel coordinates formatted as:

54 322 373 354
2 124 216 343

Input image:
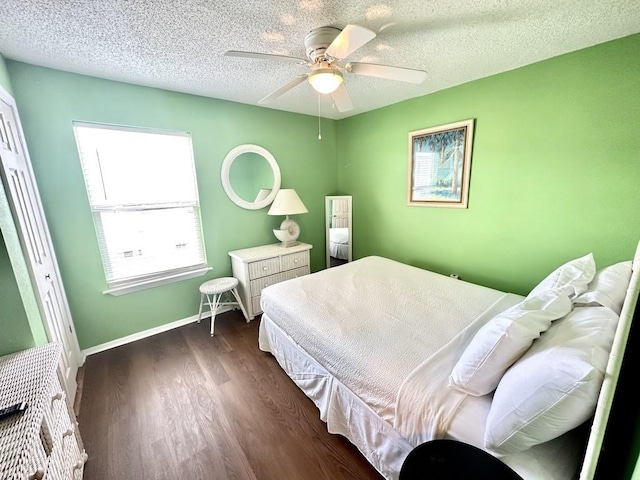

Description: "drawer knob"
28 468 45 480
52 391 64 401
263 266 268 271
63 426 75 437
294 259 298 263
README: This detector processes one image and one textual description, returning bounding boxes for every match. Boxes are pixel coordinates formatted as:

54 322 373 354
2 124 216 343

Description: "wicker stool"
197 277 249 336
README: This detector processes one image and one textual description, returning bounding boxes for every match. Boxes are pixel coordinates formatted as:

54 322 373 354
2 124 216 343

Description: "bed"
258 242 640 479
329 227 349 260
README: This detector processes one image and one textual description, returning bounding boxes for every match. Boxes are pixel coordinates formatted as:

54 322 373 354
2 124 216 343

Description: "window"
73 122 208 295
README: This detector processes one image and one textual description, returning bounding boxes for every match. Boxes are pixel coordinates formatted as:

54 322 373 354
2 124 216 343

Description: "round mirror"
221 144 281 210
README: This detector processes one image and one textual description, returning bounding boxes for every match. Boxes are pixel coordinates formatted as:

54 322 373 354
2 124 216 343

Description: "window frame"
73 121 210 296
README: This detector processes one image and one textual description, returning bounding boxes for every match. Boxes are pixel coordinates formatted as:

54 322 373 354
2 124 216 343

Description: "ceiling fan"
225 24 427 112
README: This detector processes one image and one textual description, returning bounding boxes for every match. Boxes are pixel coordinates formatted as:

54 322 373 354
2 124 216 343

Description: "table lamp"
268 189 308 247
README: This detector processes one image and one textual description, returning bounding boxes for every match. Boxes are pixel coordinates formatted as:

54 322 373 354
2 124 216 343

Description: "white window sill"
103 266 212 296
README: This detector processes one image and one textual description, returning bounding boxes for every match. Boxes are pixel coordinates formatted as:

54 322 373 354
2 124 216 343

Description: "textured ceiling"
1 0 639 119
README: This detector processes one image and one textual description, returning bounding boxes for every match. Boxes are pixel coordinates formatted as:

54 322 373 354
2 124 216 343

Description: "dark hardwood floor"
77 311 384 480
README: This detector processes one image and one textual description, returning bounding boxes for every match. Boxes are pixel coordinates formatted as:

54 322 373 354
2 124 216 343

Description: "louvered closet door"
0 88 81 399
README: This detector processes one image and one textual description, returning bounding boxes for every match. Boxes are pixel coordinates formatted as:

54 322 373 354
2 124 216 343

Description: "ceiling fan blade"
225 50 307 64
326 24 376 60
331 84 353 112
258 74 308 104
347 62 427 84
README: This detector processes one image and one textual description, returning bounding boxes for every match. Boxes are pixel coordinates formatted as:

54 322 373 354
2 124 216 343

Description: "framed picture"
407 119 475 208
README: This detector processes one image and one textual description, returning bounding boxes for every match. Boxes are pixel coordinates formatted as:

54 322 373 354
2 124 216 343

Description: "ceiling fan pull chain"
318 93 322 140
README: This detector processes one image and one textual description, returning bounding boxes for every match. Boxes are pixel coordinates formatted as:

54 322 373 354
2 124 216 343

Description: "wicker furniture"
229 242 312 320
0 343 87 480
197 277 249 336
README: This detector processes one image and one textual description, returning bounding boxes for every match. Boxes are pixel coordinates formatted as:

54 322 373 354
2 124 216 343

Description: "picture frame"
407 119 475 208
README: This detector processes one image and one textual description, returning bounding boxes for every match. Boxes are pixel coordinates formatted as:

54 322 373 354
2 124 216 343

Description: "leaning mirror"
221 144 281 210
325 195 352 268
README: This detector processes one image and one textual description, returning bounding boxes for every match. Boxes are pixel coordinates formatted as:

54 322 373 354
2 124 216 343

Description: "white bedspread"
329 227 349 244
394 299 518 445
329 227 349 259
260 256 521 421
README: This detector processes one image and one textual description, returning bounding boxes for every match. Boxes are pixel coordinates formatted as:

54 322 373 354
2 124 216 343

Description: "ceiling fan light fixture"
308 68 343 94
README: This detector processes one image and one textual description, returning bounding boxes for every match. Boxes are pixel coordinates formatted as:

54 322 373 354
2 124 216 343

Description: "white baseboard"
81 306 235 361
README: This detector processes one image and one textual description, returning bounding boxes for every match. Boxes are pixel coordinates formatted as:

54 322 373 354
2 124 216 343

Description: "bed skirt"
259 314 412 479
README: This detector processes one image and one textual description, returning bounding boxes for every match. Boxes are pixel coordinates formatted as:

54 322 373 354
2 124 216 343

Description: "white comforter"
329 227 349 260
394 299 516 444
329 227 349 245
260 256 521 422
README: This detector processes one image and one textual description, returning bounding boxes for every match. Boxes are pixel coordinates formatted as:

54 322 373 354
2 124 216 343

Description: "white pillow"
448 290 572 396
484 306 618 455
574 261 632 315
528 252 596 299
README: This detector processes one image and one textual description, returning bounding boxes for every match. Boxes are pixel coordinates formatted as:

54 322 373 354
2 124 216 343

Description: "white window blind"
73 122 207 291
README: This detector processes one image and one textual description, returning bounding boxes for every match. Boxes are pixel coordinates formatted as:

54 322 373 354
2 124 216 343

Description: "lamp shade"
308 69 343 94
268 189 308 216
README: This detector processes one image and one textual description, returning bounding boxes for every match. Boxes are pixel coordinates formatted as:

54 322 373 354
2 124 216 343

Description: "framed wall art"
408 119 475 208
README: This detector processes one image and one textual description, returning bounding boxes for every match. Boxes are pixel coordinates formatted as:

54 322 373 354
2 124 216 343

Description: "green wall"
6 62 337 349
0 54 13 95
338 33 640 296
0 230 33 354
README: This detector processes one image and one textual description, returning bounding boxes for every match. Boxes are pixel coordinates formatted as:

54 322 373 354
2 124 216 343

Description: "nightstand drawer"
251 296 263 316
248 257 281 280
250 273 283 297
250 266 310 297
282 265 310 281
281 251 309 271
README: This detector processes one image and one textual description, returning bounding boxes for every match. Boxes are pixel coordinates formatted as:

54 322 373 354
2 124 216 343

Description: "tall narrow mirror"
325 195 352 268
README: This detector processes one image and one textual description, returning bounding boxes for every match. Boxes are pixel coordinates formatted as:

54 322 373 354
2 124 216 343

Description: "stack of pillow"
448 253 632 455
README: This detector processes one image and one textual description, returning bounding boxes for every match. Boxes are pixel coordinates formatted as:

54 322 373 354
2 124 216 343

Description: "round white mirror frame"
221 144 281 210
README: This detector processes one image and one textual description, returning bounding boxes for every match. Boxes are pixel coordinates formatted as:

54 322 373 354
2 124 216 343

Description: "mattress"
260 255 519 420
259 255 587 479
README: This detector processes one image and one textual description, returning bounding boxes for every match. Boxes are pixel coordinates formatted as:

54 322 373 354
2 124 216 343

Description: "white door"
332 198 350 228
0 87 81 399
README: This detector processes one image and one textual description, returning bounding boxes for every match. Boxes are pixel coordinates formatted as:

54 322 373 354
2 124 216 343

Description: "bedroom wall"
6 61 337 350
0 54 13 95
0 231 34 355
337 32 640 296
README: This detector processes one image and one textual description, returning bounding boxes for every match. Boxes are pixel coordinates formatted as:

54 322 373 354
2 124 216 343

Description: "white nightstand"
229 242 312 320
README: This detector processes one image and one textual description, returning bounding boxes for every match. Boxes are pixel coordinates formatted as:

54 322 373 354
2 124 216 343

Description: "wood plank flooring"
77 311 384 480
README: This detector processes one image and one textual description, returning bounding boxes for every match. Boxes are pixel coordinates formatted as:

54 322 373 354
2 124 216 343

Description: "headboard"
579 240 640 479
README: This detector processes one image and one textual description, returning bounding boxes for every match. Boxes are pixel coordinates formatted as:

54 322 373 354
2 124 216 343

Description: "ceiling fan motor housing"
304 26 341 62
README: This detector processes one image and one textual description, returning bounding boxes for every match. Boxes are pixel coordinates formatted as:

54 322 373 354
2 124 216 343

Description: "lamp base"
272 229 299 248
279 239 299 248
273 217 301 247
